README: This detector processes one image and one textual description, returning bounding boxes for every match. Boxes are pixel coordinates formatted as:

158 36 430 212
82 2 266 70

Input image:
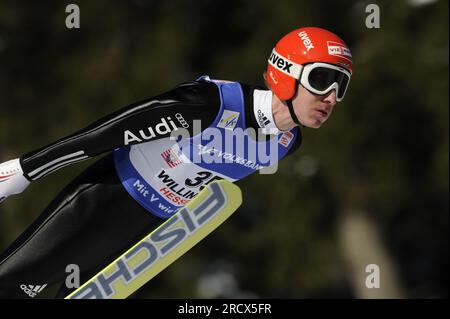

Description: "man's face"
292 84 337 128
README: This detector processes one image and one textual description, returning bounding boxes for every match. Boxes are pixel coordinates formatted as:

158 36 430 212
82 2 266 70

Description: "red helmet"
267 27 353 101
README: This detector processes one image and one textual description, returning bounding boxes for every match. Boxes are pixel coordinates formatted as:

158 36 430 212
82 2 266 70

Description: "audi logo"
175 113 190 129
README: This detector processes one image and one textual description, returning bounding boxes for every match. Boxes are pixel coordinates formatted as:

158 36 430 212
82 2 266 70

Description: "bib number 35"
185 171 222 191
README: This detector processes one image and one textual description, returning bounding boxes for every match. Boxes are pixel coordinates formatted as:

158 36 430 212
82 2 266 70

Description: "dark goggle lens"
308 67 350 98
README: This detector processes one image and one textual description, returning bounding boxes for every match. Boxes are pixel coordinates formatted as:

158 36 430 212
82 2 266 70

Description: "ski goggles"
299 62 351 102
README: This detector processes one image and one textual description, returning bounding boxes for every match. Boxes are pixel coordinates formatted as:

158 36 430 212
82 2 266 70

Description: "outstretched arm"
0 79 220 202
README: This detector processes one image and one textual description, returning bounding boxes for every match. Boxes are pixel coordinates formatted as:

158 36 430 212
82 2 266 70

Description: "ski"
65 180 242 299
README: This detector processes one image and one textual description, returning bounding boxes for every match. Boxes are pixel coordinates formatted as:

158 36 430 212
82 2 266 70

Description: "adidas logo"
20 284 47 298
257 110 271 127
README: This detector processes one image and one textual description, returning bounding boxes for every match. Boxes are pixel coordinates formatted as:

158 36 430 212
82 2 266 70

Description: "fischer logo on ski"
66 180 242 299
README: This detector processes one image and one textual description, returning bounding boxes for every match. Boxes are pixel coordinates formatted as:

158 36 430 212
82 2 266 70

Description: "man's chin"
304 119 324 129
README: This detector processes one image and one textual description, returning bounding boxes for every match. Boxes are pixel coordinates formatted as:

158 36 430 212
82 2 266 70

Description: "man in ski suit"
0 27 353 298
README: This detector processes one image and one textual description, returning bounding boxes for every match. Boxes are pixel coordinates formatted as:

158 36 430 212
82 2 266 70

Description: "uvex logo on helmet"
268 51 293 74
268 50 302 78
298 30 315 51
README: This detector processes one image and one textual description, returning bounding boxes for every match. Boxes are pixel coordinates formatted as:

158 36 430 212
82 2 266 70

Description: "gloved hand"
0 158 30 204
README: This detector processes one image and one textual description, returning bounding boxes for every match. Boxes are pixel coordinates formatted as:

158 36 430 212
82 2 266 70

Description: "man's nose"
323 89 337 106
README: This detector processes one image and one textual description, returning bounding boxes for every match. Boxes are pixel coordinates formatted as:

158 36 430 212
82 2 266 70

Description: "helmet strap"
286 99 301 126
286 80 305 127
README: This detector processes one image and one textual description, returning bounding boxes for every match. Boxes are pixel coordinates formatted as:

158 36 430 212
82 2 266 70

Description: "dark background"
0 0 448 298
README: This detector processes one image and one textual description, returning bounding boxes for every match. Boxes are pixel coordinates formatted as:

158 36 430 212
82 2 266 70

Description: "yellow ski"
65 180 242 299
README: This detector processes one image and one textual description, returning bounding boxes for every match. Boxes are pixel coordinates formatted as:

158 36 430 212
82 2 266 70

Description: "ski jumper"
0 76 302 298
